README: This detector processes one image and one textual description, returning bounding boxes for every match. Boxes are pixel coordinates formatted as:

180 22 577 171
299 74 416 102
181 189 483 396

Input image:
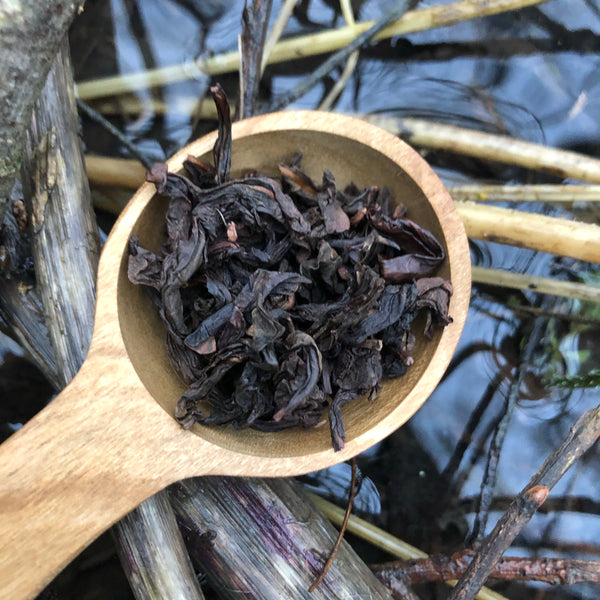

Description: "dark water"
4 0 600 598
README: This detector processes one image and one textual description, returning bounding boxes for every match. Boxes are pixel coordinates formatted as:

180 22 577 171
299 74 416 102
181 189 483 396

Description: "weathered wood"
171 477 393 599
114 492 205 600
0 0 85 222
0 220 58 388
0 111 470 599
21 40 100 377
18 39 205 600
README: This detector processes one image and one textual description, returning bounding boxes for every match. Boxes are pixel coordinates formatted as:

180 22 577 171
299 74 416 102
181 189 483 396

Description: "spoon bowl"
0 111 470 598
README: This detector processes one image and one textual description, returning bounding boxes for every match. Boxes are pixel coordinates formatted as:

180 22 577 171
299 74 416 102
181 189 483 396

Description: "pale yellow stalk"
456 201 600 263
471 267 600 303
450 184 600 202
76 0 548 100
367 115 600 184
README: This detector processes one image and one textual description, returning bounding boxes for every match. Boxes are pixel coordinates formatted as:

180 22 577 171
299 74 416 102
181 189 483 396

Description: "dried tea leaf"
128 90 453 451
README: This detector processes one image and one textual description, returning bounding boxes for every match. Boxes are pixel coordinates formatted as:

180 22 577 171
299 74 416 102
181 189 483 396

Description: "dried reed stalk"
75 0 548 100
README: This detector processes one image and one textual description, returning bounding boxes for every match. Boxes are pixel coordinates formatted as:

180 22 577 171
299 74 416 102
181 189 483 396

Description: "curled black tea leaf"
128 91 453 451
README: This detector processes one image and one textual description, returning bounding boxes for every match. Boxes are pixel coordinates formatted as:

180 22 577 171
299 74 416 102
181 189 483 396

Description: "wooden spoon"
0 111 470 599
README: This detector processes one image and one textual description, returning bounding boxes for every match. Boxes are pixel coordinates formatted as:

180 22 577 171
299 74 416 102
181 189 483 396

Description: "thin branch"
309 459 358 592
469 309 550 542
76 99 153 169
373 551 600 585
459 494 600 517
448 485 550 600
318 0 359 111
261 0 296 75
447 405 600 600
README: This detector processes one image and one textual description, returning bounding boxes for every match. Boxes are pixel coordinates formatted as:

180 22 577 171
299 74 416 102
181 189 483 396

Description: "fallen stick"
373 551 600 585
19 40 205 600
75 0 548 100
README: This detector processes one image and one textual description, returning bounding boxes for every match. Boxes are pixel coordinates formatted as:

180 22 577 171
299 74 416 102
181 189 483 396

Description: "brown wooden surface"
0 111 470 599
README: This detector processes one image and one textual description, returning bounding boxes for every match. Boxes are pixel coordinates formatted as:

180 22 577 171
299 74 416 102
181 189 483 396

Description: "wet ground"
2 0 600 598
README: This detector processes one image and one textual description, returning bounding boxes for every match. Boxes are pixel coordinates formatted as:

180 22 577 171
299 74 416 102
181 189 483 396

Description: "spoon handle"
0 359 177 599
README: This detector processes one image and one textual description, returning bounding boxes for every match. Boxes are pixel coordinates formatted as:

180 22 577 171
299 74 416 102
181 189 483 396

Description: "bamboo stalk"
471 267 600 303
456 201 600 263
75 0 548 100
91 95 217 119
309 494 508 600
449 184 600 203
367 115 600 184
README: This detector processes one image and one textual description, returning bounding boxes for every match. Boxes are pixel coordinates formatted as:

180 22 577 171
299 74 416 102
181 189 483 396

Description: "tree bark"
0 0 85 223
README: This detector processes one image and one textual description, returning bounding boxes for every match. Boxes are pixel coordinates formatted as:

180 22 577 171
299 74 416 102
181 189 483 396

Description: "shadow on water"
3 0 599 598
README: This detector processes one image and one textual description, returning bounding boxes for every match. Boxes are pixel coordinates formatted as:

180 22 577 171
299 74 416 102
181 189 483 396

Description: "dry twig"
310 494 508 600
374 551 600 585
447 405 600 600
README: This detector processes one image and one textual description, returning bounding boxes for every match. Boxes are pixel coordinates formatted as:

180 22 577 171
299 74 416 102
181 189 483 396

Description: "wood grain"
0 111 470 599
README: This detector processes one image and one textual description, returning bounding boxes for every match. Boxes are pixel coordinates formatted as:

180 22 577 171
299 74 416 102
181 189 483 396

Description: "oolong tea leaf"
128 86 452 451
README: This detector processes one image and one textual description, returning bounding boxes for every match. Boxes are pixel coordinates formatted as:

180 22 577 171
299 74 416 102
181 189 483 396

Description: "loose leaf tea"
128 86 452 451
